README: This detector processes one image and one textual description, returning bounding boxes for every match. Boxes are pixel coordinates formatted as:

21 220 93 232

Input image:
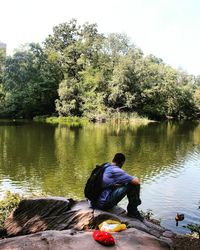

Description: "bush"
0 192 22 228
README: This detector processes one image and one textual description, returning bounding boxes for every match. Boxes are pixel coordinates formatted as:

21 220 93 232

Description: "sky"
0 0 200 75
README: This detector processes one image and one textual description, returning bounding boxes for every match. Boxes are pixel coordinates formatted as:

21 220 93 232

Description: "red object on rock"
93 230 115 246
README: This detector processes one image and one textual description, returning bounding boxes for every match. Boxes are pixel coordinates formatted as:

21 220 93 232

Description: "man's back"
97 163 134 207
101 164 134 188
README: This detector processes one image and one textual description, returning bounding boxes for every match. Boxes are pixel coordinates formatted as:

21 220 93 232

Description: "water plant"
33 116 89 127
140 209 161 225
183 223 200 239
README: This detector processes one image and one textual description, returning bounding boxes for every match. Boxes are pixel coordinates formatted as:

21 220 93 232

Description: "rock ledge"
0 197 175 249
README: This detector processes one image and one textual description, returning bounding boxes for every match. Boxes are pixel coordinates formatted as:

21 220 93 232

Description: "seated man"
94 153 144 221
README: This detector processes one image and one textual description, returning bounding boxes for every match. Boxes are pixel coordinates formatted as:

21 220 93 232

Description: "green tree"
55 77 83 116
45 19 109 117
0 48 6 113
107 47 143 111
44 19 105 76
2 43 63 118
138 60 198 119
1 19 199 120
0 48 6 84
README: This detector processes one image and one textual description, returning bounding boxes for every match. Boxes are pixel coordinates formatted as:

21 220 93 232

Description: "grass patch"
34 112 153 126
33 116 89 126
108 112 153 125
0 192 22 229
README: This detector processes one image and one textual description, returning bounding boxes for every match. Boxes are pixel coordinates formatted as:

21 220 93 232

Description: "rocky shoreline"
0 197 185 249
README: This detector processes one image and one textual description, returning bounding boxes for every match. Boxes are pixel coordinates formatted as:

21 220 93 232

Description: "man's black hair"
112 153 126 165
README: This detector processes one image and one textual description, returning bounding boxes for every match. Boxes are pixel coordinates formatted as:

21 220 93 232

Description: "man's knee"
127 183 140 194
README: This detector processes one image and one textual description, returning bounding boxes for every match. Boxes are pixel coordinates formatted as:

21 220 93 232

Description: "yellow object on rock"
98 220 127 232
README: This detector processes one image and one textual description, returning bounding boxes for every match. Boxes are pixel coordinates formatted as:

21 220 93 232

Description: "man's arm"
130 177 140 185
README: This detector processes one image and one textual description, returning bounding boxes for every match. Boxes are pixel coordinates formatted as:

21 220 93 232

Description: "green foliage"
34 115 89 126
194 88 200 111
0 48 6 84
184 223 200 239
44 19 105 76
0 49 6 114
0 192 22 228
56 77 84 116
45 20 109 118
2 43 63 118
140 209 161 225
46 116 89 126
80 67 109 120
108 111 150 125
107 49 142 110
0 84 5 110
0 19 200 120
140 209 154 220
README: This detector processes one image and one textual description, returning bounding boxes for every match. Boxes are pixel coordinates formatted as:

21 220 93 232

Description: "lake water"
0 120 200 234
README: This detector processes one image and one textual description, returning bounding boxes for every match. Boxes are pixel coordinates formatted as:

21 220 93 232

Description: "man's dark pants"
97 183 141 215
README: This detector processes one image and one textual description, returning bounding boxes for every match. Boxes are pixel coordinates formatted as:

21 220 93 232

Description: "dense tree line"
0 19 200 120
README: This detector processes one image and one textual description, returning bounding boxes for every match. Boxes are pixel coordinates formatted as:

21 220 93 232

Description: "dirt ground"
172 235 200 250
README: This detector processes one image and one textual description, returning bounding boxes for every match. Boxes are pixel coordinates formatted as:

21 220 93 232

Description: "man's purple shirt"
98 163 134 206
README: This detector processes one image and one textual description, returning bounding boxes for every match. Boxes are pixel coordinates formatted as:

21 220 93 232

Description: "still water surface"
0 120 200 234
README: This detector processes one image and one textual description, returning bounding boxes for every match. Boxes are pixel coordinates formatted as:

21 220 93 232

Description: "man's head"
112 153 126 168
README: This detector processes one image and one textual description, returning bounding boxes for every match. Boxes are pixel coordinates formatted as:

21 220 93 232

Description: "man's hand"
131 177 140 185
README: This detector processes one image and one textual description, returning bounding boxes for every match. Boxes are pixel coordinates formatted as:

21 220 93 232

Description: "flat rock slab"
1 197 174 249
0 228 171 250
4 197 93 236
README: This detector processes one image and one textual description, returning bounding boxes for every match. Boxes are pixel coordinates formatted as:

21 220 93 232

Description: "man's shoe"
127 211 144 222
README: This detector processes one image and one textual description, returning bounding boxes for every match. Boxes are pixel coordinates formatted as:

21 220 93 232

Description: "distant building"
0 41 6 55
